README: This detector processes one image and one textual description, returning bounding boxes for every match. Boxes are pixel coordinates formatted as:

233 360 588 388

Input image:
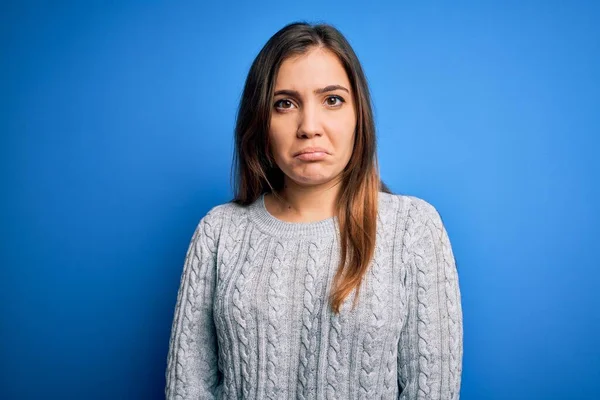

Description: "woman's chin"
287 172 337 186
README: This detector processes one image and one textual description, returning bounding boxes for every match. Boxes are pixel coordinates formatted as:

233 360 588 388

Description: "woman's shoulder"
199 200 239 228
197 197 255 232
378 191 444 227
189 200 244 253
378 190 431 211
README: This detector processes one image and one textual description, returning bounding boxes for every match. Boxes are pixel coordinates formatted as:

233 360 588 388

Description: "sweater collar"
247 192 339 240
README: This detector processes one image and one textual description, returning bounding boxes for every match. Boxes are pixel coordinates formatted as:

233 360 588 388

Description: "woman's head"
269 46 356 189
232 21 378 200
232 21 392 313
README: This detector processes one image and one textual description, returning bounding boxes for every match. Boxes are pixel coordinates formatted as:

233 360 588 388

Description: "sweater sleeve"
165 208 223 399
397 197 463 399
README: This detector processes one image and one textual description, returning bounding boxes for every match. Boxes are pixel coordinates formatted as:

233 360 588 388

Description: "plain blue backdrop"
2 1 598 399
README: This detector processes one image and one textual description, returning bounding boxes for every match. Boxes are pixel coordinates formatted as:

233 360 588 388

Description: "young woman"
166 21 463 399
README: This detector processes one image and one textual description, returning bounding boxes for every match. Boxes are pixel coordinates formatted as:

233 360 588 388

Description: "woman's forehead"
275 48 350 90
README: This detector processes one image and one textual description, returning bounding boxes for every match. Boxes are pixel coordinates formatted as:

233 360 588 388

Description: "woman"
166 21 463 399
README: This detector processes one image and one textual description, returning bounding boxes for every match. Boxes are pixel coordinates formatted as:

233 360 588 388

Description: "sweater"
165 191 463 399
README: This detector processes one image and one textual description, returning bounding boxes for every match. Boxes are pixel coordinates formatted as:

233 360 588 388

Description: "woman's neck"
265 181 341 223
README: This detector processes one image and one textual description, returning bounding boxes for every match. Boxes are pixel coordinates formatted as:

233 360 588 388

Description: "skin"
264 46 357 223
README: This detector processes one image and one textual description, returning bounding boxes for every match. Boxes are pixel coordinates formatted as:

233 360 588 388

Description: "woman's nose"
296 104 323 138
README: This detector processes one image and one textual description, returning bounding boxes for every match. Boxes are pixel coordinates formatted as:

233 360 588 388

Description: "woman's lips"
295 151 328 161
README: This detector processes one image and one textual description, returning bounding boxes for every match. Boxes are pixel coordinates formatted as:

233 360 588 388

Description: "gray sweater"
165 191 463 399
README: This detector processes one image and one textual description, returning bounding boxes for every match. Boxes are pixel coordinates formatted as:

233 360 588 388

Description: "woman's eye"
275 99 294 109
326 96 345 107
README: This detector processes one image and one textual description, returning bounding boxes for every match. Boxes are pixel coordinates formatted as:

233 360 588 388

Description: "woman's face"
268 47 356 188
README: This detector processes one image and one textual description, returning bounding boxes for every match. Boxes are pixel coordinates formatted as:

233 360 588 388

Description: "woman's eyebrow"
274 85 350 97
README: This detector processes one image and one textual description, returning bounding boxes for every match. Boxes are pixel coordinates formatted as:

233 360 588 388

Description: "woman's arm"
397 197 464 399
165 209 223 399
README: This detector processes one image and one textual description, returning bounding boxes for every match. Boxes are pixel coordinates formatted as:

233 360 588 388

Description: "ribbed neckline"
248 192 338 239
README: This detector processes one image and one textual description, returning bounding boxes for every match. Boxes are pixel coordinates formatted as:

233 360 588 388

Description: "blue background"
2 1 598 399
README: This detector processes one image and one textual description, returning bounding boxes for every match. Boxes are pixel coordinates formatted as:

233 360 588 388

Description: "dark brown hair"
230 21 393 314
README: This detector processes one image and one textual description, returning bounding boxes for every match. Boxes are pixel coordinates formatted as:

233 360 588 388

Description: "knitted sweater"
165 191 463 399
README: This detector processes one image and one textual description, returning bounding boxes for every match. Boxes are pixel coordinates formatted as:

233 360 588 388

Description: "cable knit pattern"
358 213 390 399
214 211 248 399
325 249 351 400
165 192 463 399
264 240 293 399
297 241 324 400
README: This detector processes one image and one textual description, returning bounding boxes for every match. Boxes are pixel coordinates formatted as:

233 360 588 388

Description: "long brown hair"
230 21 393 314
